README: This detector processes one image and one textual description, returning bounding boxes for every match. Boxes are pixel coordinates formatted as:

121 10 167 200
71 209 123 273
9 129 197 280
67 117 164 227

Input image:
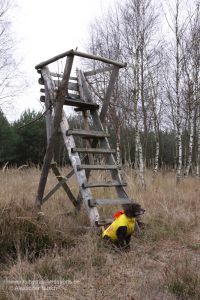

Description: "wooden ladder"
35 50 132 226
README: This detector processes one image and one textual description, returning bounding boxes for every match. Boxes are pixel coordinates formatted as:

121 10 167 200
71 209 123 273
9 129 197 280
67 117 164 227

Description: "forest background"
0 0 200 185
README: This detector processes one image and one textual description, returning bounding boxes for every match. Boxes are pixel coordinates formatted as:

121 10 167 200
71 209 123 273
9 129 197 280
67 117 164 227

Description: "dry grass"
0 167 199 300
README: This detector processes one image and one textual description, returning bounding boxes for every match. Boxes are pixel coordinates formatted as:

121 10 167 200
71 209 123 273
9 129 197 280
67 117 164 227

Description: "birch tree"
164 0 188 182
120 0 158 186
0 0 25 111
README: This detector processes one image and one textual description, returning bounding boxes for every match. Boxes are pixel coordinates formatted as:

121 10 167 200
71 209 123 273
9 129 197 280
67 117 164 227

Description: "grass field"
0 167 199 300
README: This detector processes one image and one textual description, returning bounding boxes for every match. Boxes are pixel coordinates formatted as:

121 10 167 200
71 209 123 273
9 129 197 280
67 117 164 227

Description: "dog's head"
124 203 145 218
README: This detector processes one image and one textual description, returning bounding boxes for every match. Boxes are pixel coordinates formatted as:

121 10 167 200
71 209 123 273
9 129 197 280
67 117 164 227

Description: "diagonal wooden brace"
41 165 76 205
50 163 78 207
35 55 74 207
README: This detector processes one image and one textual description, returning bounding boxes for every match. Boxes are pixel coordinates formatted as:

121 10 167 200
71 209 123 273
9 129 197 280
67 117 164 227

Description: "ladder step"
65 98 99 110
82 181 127 188
40 96 98 110
77 164 120 171
72 147 116 154
67 129 109 138
89 198 132 207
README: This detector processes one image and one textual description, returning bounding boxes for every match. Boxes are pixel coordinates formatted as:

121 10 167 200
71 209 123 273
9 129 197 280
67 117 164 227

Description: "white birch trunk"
176 128 182 182
196 105 200 177
185 110 194 177
135 128 145 188
153 139 159 176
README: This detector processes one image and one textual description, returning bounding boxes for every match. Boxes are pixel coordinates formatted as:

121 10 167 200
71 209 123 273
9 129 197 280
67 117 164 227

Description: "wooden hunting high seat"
35 49 133 226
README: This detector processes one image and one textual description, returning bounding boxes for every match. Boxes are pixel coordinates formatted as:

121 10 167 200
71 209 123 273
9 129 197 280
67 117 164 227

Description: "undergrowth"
0 168 199 299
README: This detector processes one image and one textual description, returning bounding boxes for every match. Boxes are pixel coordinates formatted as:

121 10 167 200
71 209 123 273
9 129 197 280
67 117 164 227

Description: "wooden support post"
100 66 119 124
44 88 53 144
35 55 74 207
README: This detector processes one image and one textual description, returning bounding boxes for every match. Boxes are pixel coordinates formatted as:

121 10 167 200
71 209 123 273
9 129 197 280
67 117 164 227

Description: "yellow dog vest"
102 214 136 241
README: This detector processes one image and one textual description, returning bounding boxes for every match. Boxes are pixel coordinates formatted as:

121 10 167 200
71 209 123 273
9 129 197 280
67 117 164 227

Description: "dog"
102 203 145 250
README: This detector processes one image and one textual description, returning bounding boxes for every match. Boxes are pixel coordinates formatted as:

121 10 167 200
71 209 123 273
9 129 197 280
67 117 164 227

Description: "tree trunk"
185 108 194 177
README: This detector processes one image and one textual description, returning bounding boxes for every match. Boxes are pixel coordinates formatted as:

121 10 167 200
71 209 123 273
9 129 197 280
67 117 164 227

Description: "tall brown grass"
0 167 199 300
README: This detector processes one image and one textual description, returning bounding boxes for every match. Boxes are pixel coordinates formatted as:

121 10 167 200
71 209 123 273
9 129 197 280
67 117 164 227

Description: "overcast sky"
5 0 115 121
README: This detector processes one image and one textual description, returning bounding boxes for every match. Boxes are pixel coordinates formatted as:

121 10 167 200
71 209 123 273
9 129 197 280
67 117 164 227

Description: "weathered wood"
77 70 131 208
71 147 116 154
44 81 53 144
35 55 74 207
60 112 100 225
50 163 78 206
89 198 132 207
50 72 77 81
39 78 78 91
67 93 80 100
40 88 80 100
54 80 78 91
82 181 127 188
41 95 81 102
35 49 127 69
40 96 99 110
39 77 44 85
77 164 120 171
42 167 75 203
66 129 109 138
74 106 98 112
100 65 119 124
67 100 98 110
84 66 114 77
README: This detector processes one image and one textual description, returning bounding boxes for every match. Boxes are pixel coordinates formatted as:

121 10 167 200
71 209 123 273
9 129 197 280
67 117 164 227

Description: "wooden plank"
40 89 80 100
50 72 77 81
54 80 78 91
66 129 109 138
39 78 79 91
67 100 98 110
40 96 99 110
71 147 116 154
68 93 80 100
77 164 120 171
100 65 119 124
82 181 127 188
89 198 132 207
84 66 114 77
74 106 98 112
35 56 74 207
35 49 127 69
